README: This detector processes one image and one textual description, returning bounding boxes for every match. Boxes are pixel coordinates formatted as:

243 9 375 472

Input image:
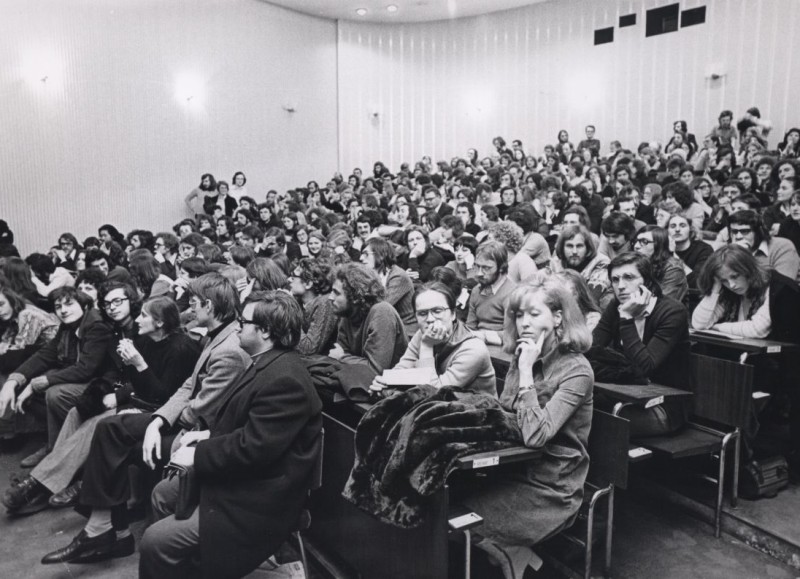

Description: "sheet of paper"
380 367 438 386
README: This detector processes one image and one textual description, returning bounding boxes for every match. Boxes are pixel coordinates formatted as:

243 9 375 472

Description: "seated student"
466 241 517 346
485 221 538 284
369 281 496 398
85 248 133 285
777 191 800 254
597 211 636 260
613 190 647 231
399 226 446 283
153 232 180 280
3 296 201 515
455 201 482 236
40 273 250 566
289 258 338 356
506 206 552 269
0 287 113 468
460 276 593 579
26 253 76 298
692 245 800 475
137 291 322 579
128 252 174 300
328 263 408 376
0 285 59 381
2 257 49 311
692 244 800 342
592 252 691 436
550 225 613 309
727 210 800 281
360 238 415 326
632 225 689 303
554 270 603 331
75 269 107 308
445 235 480 287
260 226 302 263
667 214 713 289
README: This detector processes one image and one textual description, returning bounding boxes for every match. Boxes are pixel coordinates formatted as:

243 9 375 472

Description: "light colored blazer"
154 322 251 430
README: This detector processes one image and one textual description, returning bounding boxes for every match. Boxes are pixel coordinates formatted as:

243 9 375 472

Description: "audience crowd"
0 107 799 578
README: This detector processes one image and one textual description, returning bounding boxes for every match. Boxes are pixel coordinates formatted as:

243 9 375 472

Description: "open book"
690 329 736 340
380 367 439 387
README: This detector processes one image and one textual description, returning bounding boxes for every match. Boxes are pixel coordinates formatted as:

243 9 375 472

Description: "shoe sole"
5 500 50 517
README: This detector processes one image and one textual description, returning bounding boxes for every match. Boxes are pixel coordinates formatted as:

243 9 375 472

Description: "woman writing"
461 277 594 579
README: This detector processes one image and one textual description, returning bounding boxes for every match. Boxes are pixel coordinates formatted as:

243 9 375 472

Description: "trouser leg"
45 382 87 450
139 506 200 579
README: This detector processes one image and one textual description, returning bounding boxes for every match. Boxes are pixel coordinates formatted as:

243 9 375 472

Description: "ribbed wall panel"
0 0 338 255
337 0 800 173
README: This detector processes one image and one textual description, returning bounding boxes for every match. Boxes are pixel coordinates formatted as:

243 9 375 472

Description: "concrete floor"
1 436 798 579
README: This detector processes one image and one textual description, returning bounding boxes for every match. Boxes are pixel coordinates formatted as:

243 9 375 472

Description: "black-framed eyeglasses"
633 238 654 246
415 307 450 320
103 297 129 310
238 315 260 327
730 227 753 236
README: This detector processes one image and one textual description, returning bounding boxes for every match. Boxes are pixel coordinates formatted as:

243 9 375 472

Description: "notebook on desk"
691 329 736 340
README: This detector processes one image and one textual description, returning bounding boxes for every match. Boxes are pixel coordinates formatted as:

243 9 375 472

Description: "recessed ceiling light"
387 4 398 12
355 8 367 16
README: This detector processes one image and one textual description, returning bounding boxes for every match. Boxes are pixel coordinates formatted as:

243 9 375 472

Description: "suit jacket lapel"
214 348 288 421
189 322 238 391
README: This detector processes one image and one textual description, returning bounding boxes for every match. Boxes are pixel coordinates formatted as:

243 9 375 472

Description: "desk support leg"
463 529 471 579
605 487 614 577
739 352 749 364
717 432 734 539
611 402 630 417
731 429 740 508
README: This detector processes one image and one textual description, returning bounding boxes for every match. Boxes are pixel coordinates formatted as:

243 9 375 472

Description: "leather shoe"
49 481 81 508
41 529 116 565
77 533 136 562
20 445 48 468
3 475 51 515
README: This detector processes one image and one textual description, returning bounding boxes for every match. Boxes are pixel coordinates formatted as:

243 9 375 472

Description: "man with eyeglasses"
138 291 322 579
592 252 690 437
727 210 800 281
153 232 180 280
42 273 250 565
327 263 407 377
466 241 517 346
422 185 453 219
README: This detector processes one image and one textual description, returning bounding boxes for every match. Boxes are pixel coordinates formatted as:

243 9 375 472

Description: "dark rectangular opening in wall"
646 3 679 37
681 6 706 27
594 27 614 45
619 14 636 27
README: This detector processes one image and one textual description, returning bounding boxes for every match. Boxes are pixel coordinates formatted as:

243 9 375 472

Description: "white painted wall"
337 0 800 172
0 0 338 255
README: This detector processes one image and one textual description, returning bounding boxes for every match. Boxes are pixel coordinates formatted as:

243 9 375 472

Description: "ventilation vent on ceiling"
681 6 706 28
619 14 636 27
594 27 614 45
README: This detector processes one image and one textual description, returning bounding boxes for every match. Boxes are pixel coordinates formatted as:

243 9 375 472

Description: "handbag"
739 456 789 500
162 463 200 520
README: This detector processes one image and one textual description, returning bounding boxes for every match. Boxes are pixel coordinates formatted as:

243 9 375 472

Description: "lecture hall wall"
0 0 338 255
337 0 800 173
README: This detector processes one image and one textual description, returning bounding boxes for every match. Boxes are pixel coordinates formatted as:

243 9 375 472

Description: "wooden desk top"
689 330 799 355
594 382 693 405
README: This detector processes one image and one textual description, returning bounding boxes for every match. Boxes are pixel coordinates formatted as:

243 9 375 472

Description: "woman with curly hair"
288 258 338 356
485 221 538 284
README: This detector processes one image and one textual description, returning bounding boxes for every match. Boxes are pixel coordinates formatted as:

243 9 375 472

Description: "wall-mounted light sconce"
174 73 205 106
21 49 62 88
282 103 297 113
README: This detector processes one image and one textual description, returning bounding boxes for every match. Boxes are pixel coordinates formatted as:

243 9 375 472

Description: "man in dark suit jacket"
592 252 690 437
139 291 322 579
41 273 250 566
422 186 453 219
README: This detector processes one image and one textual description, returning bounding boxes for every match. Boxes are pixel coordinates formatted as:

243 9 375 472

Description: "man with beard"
598 211 636 261
466 241 517 346
328 263 407 377
551 225 613 309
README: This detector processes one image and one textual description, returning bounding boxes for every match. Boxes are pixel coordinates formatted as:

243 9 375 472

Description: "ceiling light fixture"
355 8 367 16
387 5 398 12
